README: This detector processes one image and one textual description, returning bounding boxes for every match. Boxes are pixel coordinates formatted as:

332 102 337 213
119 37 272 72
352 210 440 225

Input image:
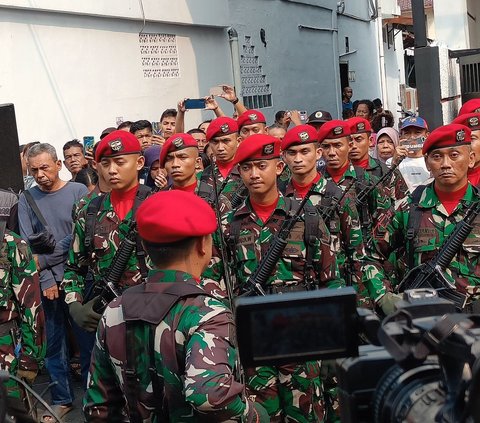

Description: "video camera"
235 288 480 423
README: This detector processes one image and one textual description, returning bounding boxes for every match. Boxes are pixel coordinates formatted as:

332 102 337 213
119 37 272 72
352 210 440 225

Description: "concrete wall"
228 0 342 121
337 2 382 108
0 3 233 179
433 0 470 49
467 0 480 48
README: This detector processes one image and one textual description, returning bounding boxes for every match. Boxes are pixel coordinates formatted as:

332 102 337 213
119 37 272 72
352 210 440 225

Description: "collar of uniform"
418 182 475 209
234 192 289 218
146 269 198 284
285 174 328 197
368 156 380 170
103 192 134 221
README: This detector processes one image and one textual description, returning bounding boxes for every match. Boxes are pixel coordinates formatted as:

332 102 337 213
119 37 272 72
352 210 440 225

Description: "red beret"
159 133 198 167
281 124 318 151
233 134 280 166
95 130 141 162
347 117 372 134
452 113 480 131
237 110 267 129
459 99 480 116
317 120 351 142
206 117 238 141
137 190 217 243
422 124 472 155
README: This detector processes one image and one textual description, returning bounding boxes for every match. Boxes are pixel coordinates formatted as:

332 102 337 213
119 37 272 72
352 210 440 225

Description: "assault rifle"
85 220 137 314
355 159 403 208
397 199 480 310
210 157 239 309
244 191 314 296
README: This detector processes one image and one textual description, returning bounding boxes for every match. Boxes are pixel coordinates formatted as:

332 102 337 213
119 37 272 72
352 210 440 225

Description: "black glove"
69 298 102 332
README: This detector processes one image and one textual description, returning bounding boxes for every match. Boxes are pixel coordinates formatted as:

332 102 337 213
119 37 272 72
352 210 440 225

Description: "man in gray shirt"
18 143 88 420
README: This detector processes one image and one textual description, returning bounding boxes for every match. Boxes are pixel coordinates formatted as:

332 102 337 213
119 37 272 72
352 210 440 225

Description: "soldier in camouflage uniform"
84 190 268 422
318 120 390 310
63 130 150 332
159 132 231 212
374 124 480 312
198 117 246 205
0 216 45 400
203 134 343 422
280 124 383 308
348 117 408 203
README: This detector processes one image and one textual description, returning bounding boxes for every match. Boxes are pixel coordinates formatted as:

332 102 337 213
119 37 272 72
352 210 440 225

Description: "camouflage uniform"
63 192 150 304
323 163 391 292
282 175 383 307
203 194 343 422
197 164 246 206
365 156 409 203
374 182 480 295
84 269 259 422
0 230 45 398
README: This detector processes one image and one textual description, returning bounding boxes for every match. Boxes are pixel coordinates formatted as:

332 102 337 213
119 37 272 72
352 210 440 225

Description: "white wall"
467 0 480 48
433 0 470 49
0 5 233 179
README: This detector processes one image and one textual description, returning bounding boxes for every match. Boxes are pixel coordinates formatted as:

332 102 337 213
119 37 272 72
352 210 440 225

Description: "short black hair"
275 111 286 122
74 166 98 187
354 100 374 116
373 98 383 109
143 237 197 268
160 109 177 121
63 139 83 152
187 128 206 136
198 119 212 129
117 121 133 130
130 120 153 134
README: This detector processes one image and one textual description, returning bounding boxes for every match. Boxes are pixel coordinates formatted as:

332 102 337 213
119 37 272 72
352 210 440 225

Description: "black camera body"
235 288 480 423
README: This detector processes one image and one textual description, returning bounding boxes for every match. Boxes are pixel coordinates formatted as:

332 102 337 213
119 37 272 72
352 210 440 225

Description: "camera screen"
236 287 358 366
250 302 347 360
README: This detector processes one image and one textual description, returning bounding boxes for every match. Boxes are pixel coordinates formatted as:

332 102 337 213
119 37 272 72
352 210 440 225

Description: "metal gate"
459 53 480 102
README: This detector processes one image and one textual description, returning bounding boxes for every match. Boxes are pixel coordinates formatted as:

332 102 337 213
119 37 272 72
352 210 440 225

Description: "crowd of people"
2 84 480 422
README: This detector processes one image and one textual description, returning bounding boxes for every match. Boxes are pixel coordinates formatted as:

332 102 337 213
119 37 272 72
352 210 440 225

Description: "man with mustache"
375 124 480 311
63 140 88 181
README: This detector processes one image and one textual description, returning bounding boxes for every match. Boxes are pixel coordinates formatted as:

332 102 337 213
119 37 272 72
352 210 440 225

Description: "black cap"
307 110 333 125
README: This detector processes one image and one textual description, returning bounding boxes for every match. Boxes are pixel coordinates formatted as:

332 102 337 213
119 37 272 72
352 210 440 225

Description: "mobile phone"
209 86 224 96
184 98 206 109
299 111 308 122
83 136 95 156
151 121 161 136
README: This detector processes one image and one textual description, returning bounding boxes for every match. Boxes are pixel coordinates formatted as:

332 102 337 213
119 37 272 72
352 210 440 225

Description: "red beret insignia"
357 123 365 131
172 137 184 148
456 129 466 142
298 131 310 142
249 114 258 121
263 143 274 155
220 123 229 133
109 139 123 152
333 126 343 135
469 117 479 127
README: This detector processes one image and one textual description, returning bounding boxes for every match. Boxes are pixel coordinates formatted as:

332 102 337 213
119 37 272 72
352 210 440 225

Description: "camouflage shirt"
197 164 246 206
203 193 343 294
282 175 384 304
374 182 480 297
84 269 257 422
365 156 409 203
0 230 45 374
63 192 150 303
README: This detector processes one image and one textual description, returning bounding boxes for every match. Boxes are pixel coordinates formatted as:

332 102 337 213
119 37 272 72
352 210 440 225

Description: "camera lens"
373 361 445 423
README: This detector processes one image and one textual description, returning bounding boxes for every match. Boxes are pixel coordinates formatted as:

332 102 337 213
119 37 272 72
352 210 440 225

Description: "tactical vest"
84 185 151 279
121 281 214 423
228 196 321 291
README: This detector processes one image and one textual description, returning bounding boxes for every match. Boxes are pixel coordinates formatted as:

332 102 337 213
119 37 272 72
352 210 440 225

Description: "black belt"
0 320 17 337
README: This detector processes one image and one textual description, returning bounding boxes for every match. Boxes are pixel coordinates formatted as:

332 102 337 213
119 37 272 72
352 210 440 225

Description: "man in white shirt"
391 117 431 192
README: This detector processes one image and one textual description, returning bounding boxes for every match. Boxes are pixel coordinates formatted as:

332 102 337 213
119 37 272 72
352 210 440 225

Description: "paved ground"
32 371 84 422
